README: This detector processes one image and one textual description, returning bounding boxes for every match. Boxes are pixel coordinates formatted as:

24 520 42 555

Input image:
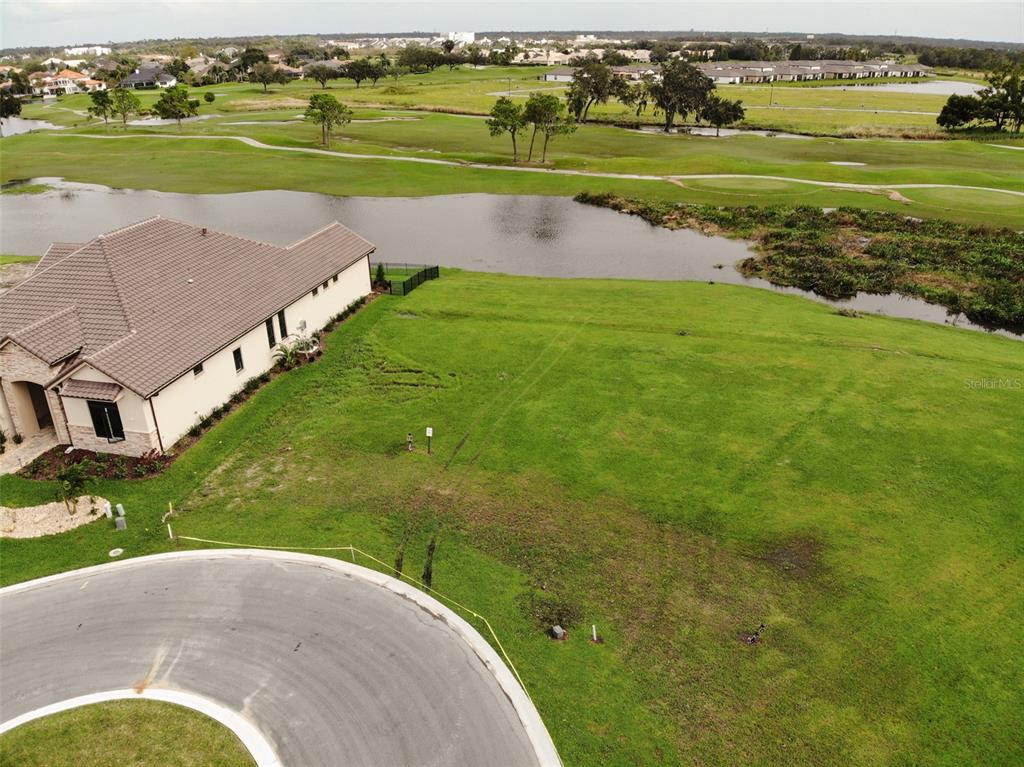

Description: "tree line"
565 58 744 132
937 64 1024 133
485 58 745 163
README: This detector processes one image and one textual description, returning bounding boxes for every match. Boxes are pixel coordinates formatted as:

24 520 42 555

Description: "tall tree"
305 93 352 148
249 61 286 92
699 95 745 136
240 47 269 70
343 58 376 88
152 85 200 128
523 92 574 162
87 88 114 124
620 75 654 128
165 58 190 78
649 59 714 132
981 63 1023 132
565 59 626 123
0 90 22 136
937 94 982 130
938 63 1024 133
304 64 338 89
486 96 528 163
110 88 141 129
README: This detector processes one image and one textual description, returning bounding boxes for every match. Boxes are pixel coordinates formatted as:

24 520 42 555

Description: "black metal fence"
373 263 440 296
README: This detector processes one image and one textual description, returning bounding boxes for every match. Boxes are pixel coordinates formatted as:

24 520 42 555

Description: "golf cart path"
57 133 1024 197
0 549 560 767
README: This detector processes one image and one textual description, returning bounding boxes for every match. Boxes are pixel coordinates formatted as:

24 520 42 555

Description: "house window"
87 400 125 442
233 347 244 372
193 362 204 376
265 318 276 348
278 310 287 338
333 274 338 283
312 287 319 297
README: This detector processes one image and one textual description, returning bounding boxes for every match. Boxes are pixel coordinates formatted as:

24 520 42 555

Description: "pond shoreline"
1 179 1017 339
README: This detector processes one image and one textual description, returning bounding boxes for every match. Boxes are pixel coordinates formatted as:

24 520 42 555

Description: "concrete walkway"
0 429 57 475
57 133 1024 198
0 549 561 767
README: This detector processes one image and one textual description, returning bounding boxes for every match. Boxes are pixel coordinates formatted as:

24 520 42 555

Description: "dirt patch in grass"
230 97 310 111
755 535 826 580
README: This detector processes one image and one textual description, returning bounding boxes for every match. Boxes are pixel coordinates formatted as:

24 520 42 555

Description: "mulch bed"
17 295 376 482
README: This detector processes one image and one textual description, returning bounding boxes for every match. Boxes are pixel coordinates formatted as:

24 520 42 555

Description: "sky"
2 1 1022 49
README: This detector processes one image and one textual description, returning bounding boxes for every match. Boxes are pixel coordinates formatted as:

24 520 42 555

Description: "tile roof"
36 242 84 272
60 378 122 401
0 217 375 397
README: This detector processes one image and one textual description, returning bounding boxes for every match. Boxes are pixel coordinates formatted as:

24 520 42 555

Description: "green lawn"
2 272 1021 766
0 255 40 265
17 65 966 138
2 125 1020 228
0 700 255 766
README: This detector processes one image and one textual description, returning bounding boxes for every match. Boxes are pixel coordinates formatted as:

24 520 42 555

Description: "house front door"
27 382 54 430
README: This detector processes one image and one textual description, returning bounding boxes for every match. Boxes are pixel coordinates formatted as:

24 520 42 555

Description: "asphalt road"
0 550 549 766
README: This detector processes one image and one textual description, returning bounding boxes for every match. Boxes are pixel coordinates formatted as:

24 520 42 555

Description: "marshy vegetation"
577 192 1024 332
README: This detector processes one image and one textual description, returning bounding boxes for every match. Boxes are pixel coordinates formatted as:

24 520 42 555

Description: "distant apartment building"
65 45 112 57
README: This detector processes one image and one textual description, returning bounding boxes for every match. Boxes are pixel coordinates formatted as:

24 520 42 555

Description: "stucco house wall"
59 365 160 456
151 255 370 449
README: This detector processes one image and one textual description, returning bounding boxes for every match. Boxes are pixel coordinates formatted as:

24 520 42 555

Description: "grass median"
0 700 255 767
2 271 1021 766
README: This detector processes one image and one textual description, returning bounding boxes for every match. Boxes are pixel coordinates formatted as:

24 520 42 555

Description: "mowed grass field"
0 700 255 766
18 64 982 138
3 113 1022 228
2 272 1022 766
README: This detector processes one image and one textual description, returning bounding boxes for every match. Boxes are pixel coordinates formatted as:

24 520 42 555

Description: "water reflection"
0 179 1016 339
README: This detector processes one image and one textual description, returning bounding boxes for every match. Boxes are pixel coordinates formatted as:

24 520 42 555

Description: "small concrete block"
114 517 127 531
550 625 566 640
115 503 125 517
103 502 113 519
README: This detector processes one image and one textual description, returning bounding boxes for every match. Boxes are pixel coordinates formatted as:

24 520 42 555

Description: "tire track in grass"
443 315 589 470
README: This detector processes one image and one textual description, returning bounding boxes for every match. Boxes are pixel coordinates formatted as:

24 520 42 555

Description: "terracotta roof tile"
35 242 84 272
60 378 122 401
0 217 374 397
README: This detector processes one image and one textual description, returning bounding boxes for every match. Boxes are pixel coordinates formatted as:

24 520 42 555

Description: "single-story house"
120 66 177 88
542 66 576 82
0 218 374 457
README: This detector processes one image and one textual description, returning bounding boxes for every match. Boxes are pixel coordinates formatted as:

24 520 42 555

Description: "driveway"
0 550 558 767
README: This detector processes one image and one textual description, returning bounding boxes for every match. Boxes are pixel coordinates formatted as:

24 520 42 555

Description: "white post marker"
426 426 433 455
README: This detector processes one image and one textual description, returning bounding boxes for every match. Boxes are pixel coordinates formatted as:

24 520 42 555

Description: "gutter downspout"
148 398 165 454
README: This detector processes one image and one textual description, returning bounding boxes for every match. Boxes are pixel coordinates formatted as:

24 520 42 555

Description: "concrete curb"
0 548 562 767
0 688 283 767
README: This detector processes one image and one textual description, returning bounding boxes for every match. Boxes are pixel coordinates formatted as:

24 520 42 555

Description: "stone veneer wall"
0 343 71 443
67 424 160 457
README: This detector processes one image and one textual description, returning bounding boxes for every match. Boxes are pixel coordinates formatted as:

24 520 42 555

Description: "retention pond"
0 179 1013 337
